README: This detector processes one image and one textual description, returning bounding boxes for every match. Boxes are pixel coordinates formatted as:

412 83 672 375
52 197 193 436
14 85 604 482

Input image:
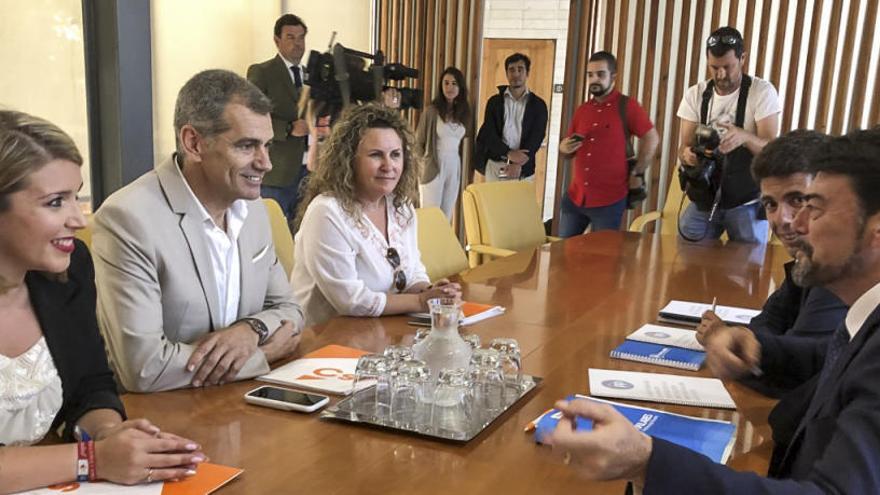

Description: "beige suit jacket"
93 156 304 392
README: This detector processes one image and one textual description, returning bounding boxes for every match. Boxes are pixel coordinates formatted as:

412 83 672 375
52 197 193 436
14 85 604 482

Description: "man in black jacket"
474 53 548 181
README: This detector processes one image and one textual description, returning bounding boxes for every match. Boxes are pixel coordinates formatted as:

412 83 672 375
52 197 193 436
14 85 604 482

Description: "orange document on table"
162 463 243 495
257 344 370 395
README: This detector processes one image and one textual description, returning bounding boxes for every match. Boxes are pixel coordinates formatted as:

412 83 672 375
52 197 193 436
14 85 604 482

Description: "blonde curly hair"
294 103 421 229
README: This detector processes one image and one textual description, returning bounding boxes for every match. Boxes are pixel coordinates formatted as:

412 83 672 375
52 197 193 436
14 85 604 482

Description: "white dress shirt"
845 281 880 340
292 194 430 327
175 161 247 327
502 86 531 149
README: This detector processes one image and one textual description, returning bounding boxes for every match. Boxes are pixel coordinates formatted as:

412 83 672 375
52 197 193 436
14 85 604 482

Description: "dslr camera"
679 124 723 210
683 124 721 188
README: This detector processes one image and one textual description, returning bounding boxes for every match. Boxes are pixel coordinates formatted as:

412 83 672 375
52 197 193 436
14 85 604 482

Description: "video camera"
305 41 422 114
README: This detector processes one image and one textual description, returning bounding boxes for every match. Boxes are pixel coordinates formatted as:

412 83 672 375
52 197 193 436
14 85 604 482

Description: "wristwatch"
237 317 269 345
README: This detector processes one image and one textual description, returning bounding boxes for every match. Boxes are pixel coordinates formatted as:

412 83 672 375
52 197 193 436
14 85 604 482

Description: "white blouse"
292 194 430 327
0 337 63 446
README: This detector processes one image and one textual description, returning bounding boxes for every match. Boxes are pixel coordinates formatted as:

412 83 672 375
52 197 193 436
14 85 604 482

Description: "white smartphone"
244 386 329 413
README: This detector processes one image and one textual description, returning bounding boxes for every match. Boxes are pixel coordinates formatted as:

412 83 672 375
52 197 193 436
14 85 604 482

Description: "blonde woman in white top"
293 103 461 326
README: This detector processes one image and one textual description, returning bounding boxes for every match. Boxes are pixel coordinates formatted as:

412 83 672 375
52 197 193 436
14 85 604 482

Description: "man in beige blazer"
93 69 304 393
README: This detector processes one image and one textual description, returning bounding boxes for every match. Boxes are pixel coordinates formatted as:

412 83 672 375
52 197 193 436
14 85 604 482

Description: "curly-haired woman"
292 103 461 326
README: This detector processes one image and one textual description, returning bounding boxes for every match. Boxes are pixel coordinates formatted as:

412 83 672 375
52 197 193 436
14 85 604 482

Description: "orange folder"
162 462 243 495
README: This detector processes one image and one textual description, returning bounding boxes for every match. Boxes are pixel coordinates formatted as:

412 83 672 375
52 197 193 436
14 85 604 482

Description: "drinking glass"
468 348 505 421
390 358 432 430
462 333 482 351
488 338 523 398
431 368 473 438
349 354 392 420
383 344 413 364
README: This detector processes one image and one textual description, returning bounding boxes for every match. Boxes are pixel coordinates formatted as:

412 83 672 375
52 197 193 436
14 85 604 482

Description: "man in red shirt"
558 51 659 237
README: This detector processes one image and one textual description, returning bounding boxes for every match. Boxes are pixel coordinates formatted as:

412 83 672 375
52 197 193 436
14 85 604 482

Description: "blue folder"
534 395 737 464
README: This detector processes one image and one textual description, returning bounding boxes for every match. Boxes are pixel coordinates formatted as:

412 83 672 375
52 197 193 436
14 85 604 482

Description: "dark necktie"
291 66 303 88
814 322 851 398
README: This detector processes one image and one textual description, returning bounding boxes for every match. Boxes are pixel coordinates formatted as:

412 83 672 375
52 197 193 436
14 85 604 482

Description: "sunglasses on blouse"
386 247 407 293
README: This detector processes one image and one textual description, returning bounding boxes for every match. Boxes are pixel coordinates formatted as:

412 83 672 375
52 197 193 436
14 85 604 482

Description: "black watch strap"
238 317 269 345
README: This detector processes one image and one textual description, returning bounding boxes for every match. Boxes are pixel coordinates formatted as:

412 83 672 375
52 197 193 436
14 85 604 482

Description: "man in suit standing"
92 69 304 393
545 129 880 493
247 14 310 224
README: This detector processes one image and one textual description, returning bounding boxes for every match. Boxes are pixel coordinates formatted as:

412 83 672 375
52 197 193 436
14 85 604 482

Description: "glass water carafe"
412 298 473 385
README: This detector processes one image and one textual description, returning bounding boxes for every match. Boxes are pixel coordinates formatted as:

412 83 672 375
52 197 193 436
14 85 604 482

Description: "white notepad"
658 300 760 326
626 324 705 351
588 368 736 409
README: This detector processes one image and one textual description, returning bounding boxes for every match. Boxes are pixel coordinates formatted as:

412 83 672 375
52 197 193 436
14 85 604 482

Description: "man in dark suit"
474 52 548 181
545 129 880 493
247 14 309 223
697 130 847 396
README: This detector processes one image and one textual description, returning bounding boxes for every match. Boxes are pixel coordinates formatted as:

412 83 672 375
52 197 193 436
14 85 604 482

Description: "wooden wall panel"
831 0 863 134
799 0 825 128
768 0 789 91
815 0 844 133
852 0 879 128
781 0 805 132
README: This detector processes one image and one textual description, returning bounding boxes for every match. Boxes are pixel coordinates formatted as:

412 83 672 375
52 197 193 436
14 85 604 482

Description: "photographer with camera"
676 27 780 243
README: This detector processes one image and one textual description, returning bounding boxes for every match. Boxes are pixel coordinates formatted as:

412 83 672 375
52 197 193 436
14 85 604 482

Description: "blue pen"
75 425 91 442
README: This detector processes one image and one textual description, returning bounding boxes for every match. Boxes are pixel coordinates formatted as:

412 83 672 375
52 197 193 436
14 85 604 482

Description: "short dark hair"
752 130 828 182
588 51 618 74
274 14 307 38
809 128 880 219
505 53 531 73
173 69 273 153
706 26 744 59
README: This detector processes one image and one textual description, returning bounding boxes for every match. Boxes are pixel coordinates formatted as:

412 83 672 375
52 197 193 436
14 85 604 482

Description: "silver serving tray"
320 375 542 442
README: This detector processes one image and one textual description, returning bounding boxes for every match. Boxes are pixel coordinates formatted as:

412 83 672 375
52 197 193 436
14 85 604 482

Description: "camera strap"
699 75 751 127
618 95 635 160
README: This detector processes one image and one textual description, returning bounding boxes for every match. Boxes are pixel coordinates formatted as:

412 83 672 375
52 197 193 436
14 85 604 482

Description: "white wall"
286 0 374 55
0 0 92 205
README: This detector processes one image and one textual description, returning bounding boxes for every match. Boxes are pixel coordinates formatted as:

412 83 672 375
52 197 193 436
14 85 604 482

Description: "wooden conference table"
124 231 788 494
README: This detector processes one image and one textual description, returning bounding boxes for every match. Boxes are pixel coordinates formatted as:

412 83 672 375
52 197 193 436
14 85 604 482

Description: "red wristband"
76 440 97 482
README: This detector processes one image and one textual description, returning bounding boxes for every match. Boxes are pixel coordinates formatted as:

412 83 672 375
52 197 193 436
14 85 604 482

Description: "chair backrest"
461 187 483 267
416 207 468 281
262 198 295 276
657 173 688 236
464 181 546 252
74 214 94 249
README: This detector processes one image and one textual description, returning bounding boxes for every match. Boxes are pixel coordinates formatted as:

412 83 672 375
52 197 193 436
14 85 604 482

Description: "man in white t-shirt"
676 27 781 243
